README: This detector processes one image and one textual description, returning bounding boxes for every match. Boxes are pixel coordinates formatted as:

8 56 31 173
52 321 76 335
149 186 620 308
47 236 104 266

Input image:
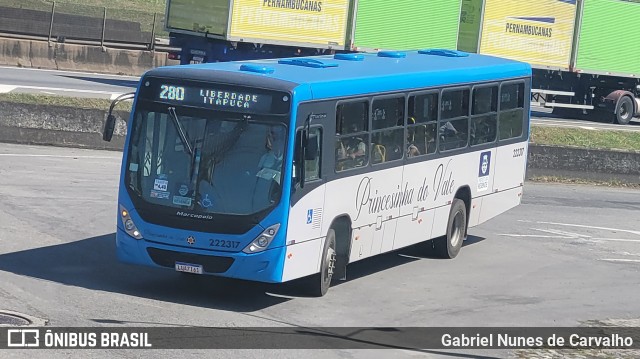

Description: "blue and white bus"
104 49 531 296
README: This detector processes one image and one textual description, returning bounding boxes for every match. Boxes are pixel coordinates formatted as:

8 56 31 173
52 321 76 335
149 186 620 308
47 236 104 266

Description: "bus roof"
146 50 531 100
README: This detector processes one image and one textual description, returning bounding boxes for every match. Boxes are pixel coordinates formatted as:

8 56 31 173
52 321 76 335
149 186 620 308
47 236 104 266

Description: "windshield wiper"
168 107 194 155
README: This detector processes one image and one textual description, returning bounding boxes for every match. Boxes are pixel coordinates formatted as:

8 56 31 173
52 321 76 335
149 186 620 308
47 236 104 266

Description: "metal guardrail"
0 0 170 51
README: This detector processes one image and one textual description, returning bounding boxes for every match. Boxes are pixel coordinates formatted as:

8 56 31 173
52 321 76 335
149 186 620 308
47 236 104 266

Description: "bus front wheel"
302 229 337 297
432 199 466 259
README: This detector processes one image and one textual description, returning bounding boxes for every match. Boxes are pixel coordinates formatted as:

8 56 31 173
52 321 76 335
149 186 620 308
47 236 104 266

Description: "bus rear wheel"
432 199 466 259
303 229 336 297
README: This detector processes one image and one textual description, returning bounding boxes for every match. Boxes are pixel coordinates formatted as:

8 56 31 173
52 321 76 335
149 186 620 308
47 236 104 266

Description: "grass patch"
529 176 640 189
0 93 133 112
531 126 640 152
2 0 166 15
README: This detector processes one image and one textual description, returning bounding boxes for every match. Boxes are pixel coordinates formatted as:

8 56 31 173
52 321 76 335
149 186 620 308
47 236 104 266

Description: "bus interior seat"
372 144 386 164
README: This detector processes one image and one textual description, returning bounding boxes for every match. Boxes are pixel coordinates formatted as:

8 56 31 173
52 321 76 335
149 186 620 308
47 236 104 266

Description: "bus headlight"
243 224 280 254
120 205 143 240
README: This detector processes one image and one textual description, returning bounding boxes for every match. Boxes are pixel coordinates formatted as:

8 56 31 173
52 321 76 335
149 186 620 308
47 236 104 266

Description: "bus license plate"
175 262 203 274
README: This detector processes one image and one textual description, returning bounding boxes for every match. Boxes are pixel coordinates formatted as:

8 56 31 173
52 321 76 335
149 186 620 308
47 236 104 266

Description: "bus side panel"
320 167 402 264
575 0 640 76
393 210 435 252
479 141 526 224
395 149 496 249
478 187 522 225
335 166 402 263
430 206 451 240
467 197 484 228
478 0 577 69
282 184 327 282
352 0 461 51
491 141 527 192
394 159 439 250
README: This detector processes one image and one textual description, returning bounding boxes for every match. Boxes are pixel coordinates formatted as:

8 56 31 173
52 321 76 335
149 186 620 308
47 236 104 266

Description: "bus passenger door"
284 125 327 282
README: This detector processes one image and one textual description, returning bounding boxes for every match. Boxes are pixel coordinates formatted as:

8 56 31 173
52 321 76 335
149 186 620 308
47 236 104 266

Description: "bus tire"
614 96 634 125
433 199 466 259
303 229 337 297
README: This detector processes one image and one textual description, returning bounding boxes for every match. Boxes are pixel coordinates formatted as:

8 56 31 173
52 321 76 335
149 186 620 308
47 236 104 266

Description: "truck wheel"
303 229 336 297
432 199 466 259
614 96 634 125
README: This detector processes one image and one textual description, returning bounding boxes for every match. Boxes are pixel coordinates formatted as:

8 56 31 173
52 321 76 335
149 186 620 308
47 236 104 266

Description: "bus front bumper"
115 228 285 283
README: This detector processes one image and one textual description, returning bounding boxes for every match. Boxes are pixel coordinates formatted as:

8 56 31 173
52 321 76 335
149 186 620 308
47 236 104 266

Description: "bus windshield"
125 102 287 217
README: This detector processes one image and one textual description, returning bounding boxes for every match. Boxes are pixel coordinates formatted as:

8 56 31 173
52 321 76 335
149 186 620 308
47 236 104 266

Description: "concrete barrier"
0 37 177 76
527 144 640 183
0 100 638 184
0 101 128 150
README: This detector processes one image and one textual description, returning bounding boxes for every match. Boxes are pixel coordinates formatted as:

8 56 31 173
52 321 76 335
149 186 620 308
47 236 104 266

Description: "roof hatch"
418 49 469 58
239 64 275 74
278 58 338 68
334 53 365 61
377 51 406 58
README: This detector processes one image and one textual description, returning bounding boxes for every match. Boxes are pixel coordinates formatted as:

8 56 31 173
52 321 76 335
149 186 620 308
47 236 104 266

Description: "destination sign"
140 78 290 114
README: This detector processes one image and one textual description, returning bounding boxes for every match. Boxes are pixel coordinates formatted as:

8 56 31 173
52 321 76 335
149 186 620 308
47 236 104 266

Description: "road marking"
588 238 640 243
0 154 119 159
532 228 590 238
601 259 640 263
0 85 17 93
499 234 569 238
0 65 140 79
518 220 640 237
110 93 126 100
0 84 125 96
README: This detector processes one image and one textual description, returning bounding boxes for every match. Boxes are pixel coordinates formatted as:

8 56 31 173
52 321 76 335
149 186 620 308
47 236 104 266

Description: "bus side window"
439 89 470 151
499 82 525 140
371 96 405 164
336 101 369 171
470 86 498 146
305 127 322 181
408 93 438 157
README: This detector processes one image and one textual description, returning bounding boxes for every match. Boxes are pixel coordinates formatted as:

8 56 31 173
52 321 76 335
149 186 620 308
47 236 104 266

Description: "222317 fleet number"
209 239 240 249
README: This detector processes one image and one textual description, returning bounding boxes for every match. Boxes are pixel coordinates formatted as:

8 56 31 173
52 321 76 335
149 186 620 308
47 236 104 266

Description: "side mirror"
103 92 135 142
103 114 116 142
305 133 319 161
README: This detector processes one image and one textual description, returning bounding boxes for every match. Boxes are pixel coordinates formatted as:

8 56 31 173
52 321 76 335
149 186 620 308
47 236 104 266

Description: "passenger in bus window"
336 125 366 169
407 132 420 158
385 129 403 161
406 118 420 157
440 121 458 137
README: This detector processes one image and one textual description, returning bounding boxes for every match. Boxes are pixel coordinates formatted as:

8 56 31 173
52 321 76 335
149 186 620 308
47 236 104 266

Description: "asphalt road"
1 66 639 130
0 66 138 100
0 143 639 358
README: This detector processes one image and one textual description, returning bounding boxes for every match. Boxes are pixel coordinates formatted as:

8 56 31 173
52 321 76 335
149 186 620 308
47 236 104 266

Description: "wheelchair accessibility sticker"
477 151 491 192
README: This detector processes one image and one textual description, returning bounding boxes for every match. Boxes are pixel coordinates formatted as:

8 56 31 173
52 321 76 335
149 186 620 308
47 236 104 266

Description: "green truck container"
350 0 461 51
574 0 640 77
